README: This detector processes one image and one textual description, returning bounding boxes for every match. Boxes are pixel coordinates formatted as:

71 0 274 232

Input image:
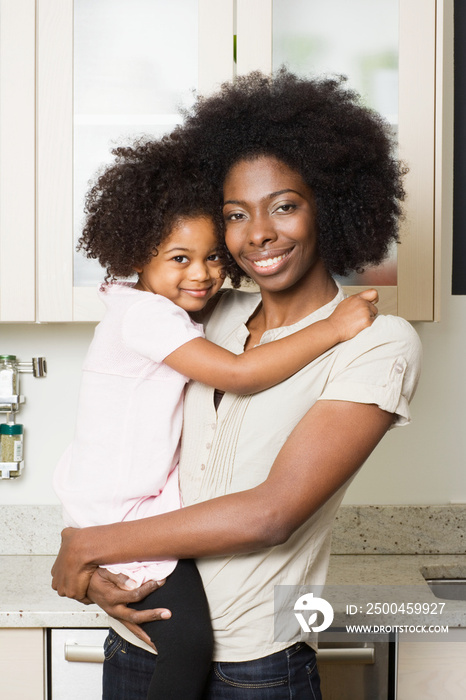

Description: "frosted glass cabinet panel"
273 0 399 124
33 0 233 321
73 0 199 287
234 0 448 320
272 0 399 287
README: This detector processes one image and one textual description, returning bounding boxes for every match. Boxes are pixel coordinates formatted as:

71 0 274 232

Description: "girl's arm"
51 399 393 604
164 290 378 394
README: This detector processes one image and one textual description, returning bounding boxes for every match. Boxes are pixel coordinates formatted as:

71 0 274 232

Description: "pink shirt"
53 283 204 584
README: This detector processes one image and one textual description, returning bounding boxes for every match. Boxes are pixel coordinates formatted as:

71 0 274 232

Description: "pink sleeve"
122 294 204 362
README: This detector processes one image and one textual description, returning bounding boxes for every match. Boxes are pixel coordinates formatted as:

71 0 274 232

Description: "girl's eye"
172 255 189 263
207 253 221 262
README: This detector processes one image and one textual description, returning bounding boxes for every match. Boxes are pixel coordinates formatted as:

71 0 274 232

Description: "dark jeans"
103 632 322 700
103 558 213 700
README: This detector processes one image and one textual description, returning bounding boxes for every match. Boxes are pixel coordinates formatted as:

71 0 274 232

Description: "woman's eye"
274 203 296 214
172 255 189 263
224 212 245 222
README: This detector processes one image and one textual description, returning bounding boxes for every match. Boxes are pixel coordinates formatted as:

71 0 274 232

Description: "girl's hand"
87 569 171 651
327 289 379 343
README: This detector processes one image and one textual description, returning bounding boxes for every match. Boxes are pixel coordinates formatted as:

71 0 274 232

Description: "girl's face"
134 216 224 312
223 156 321 293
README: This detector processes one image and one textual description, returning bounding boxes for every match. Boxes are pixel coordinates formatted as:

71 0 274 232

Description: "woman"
52 70 422 699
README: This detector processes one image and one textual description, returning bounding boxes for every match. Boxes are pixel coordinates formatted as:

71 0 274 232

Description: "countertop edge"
2 553 466 629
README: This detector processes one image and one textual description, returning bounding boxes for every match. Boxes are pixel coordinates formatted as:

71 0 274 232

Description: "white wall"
1 262 466 507
346 231 466 504
0 322 95 504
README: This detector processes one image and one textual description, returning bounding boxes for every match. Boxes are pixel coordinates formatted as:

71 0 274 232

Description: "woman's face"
223 156 320 293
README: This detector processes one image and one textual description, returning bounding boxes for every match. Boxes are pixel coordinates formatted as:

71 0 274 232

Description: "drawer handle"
64 643 105 663
317 648 375 664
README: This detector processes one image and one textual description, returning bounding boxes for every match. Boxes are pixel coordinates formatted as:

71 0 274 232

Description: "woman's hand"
51 527 98 603
87 569 171 651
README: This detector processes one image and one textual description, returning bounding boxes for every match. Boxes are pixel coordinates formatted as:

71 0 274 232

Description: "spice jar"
0 355 19 411
0 423 23 477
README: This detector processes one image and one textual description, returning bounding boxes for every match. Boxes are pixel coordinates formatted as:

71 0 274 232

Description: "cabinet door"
236 0 451 320
0 0 35 321
397 629 466 698
0 628 45 699
35 0 234 322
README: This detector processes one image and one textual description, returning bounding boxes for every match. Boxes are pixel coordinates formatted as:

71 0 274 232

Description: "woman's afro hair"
173 68 407 280
76 137 238 283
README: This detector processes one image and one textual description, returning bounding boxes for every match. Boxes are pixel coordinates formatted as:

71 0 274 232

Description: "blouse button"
206 443 211 450
200 464 206 470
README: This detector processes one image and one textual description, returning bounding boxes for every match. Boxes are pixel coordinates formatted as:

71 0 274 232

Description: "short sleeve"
122 294 204 363
318 315 422 427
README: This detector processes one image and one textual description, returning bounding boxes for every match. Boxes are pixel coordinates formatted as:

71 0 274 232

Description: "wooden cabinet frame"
0 0 452 322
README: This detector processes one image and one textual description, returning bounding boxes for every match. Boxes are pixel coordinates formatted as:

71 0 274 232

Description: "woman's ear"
133 266 142 274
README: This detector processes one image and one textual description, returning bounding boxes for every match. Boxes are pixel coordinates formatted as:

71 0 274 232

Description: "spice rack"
0 355 47 479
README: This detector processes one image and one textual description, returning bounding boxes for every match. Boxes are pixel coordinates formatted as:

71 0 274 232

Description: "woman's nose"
246 214 277 247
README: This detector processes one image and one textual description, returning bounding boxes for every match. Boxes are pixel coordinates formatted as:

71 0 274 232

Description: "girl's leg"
130 558 214 700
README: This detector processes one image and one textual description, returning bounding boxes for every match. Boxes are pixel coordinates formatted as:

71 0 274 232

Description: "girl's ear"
133 266 143 274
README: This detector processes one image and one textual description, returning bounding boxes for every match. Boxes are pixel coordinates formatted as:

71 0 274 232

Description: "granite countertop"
2 504 465 629
1 555 107 628
2 552 466 629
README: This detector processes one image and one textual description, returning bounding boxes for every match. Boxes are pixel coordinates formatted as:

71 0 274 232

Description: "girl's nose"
189 261 210 280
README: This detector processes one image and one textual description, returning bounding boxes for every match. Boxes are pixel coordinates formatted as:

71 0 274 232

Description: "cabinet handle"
64 643 105 663
317 648 375 664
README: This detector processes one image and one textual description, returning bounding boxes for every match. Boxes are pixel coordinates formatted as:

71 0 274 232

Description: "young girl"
53 138 378 700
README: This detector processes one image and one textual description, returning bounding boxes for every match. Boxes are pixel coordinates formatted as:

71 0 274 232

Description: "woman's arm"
51 399 393 602
163 290 378 394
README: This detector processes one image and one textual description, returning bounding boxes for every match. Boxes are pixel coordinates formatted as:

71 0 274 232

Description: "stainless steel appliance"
317 635 396 700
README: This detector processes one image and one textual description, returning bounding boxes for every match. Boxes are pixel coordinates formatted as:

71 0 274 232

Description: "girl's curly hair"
77 137 238 283
172 68 407 282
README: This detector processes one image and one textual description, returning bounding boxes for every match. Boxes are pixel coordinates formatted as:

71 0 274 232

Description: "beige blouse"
113 284 422 661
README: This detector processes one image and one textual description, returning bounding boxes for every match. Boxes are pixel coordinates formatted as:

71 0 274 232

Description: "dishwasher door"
317 638 396 700
49 628 108 699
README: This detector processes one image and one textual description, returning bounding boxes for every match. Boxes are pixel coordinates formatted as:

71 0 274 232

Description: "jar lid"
0 423 23 435
0 355 16 361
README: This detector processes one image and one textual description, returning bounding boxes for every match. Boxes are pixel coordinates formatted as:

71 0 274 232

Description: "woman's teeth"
253 253 288 268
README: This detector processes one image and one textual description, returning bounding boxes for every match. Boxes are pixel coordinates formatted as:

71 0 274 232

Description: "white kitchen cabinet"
236 0 452 321
0 0 452 322
397 628 466 699
0 0 234 323
0 628 108 699
0 628 46 699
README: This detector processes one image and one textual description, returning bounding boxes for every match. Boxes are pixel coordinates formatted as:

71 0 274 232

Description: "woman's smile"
245 248 293 273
